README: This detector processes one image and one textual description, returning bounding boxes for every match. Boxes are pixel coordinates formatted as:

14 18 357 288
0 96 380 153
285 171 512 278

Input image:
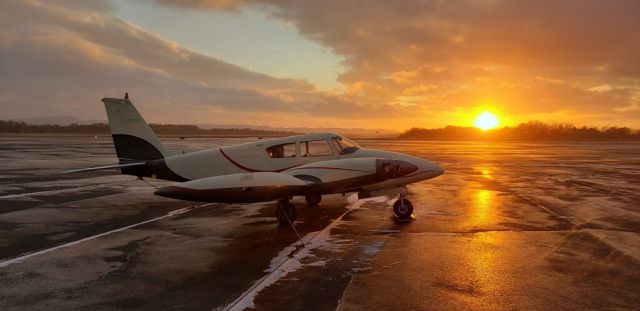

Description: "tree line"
399 121 640 140
0 120 297 137
3 120 638 140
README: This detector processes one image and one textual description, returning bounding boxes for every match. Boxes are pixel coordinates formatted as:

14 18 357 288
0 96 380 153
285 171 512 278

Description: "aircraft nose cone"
416 160 444 179
154 186 181 199
432 163 445 176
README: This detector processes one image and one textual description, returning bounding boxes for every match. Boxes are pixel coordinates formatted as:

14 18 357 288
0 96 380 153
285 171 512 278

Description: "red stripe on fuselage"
219 148 298 172
285 166 370 173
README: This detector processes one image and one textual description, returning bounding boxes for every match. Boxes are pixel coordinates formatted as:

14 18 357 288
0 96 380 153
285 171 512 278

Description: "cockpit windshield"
332 136 360 155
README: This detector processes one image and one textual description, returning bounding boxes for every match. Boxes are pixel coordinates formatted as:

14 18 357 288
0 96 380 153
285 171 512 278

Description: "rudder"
102 93 168 161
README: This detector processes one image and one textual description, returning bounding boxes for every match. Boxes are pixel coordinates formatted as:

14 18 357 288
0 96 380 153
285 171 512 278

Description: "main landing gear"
276 194 320 226
393 194 414 221
273 199 306 251
305 193 322 206
276 199 297 225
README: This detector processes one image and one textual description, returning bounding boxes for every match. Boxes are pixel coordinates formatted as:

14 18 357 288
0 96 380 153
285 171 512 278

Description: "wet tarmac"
0 136 639 310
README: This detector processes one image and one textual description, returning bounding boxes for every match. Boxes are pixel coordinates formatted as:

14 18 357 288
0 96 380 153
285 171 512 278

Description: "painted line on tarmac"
222 197 387 311
222 211 351 311
0 203 214 268
0 187 97 200
0 178 140 200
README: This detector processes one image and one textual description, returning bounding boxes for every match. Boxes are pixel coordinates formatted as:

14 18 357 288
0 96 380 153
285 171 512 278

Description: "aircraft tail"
102 93 169 161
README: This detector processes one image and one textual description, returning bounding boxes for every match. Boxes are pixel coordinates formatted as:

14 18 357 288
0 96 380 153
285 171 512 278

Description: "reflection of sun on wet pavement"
476 166 494 180
469 189 498 227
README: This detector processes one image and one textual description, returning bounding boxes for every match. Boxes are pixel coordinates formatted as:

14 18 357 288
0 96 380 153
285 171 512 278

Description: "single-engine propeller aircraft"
67 93 444 224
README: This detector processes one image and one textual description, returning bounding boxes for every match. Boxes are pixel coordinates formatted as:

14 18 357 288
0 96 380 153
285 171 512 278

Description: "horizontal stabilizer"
63 162 146 174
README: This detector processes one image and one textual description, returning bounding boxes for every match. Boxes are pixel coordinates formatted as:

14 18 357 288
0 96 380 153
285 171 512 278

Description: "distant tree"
399 121 640 140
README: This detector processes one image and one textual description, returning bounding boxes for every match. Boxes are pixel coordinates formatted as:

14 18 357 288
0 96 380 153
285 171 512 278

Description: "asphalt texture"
0 136 638 310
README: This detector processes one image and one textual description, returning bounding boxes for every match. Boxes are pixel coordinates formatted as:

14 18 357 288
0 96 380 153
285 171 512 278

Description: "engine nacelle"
283 157 417 194
154 172 307 203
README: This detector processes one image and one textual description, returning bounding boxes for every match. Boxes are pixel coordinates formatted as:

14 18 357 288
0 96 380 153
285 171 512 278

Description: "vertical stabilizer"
102 94 168 161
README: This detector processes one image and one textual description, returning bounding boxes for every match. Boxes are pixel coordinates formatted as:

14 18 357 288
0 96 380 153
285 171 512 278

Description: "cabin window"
332 136 360 155
301 140 333 157
266 143 296 158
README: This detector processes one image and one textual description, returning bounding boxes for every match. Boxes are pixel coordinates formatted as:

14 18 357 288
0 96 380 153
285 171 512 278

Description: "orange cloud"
155 0 640 127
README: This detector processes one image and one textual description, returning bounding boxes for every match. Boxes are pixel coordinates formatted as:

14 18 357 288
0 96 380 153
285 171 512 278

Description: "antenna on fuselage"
124 92 129 100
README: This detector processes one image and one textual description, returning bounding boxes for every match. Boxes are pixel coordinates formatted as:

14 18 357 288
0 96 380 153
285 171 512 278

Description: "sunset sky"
1 0 639 130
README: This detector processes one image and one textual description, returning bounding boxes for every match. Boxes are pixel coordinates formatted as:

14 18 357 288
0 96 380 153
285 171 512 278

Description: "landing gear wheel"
277 199 297 226
305 193 322 206
393 198 414 220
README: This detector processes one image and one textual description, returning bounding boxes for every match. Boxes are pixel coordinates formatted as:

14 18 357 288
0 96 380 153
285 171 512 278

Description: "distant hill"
11 116 105 125
400 121 640 140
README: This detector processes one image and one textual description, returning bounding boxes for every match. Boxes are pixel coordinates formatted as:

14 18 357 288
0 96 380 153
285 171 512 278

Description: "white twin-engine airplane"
68 94 444 224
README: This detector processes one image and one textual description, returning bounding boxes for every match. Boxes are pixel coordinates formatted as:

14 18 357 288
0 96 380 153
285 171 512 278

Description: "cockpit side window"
332 136 360 155
266 143 296 158
301 140 333 157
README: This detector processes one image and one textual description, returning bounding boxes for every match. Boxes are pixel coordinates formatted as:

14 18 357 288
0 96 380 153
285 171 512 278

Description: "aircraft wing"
154 157 418 203
63 162 147 174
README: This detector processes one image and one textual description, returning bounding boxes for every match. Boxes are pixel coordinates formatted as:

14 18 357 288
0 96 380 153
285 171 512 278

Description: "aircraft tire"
393 198 414 220
305 193 322 206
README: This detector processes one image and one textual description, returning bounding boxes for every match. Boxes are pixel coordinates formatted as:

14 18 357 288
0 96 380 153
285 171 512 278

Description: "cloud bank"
1 0 400 127
155 0 640 127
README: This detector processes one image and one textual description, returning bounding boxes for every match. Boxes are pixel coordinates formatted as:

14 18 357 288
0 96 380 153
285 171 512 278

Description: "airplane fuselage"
124 133 443 199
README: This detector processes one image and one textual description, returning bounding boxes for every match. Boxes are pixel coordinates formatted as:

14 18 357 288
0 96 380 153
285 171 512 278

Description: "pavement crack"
101 237 149 279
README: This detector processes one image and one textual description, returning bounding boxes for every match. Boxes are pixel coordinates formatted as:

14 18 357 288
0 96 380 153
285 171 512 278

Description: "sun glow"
474 111 500 130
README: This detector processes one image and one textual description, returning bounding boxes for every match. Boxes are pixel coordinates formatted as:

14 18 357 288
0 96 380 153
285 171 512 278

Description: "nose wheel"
393 195 414 220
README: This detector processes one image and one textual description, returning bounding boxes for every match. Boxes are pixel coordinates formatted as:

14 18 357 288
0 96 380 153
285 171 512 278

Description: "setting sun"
474 111 500 130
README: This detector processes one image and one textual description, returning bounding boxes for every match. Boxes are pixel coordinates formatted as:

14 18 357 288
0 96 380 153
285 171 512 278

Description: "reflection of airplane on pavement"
67 94 444 224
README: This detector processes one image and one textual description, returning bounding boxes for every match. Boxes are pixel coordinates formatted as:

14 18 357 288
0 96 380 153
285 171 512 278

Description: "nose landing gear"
393 194 414 221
